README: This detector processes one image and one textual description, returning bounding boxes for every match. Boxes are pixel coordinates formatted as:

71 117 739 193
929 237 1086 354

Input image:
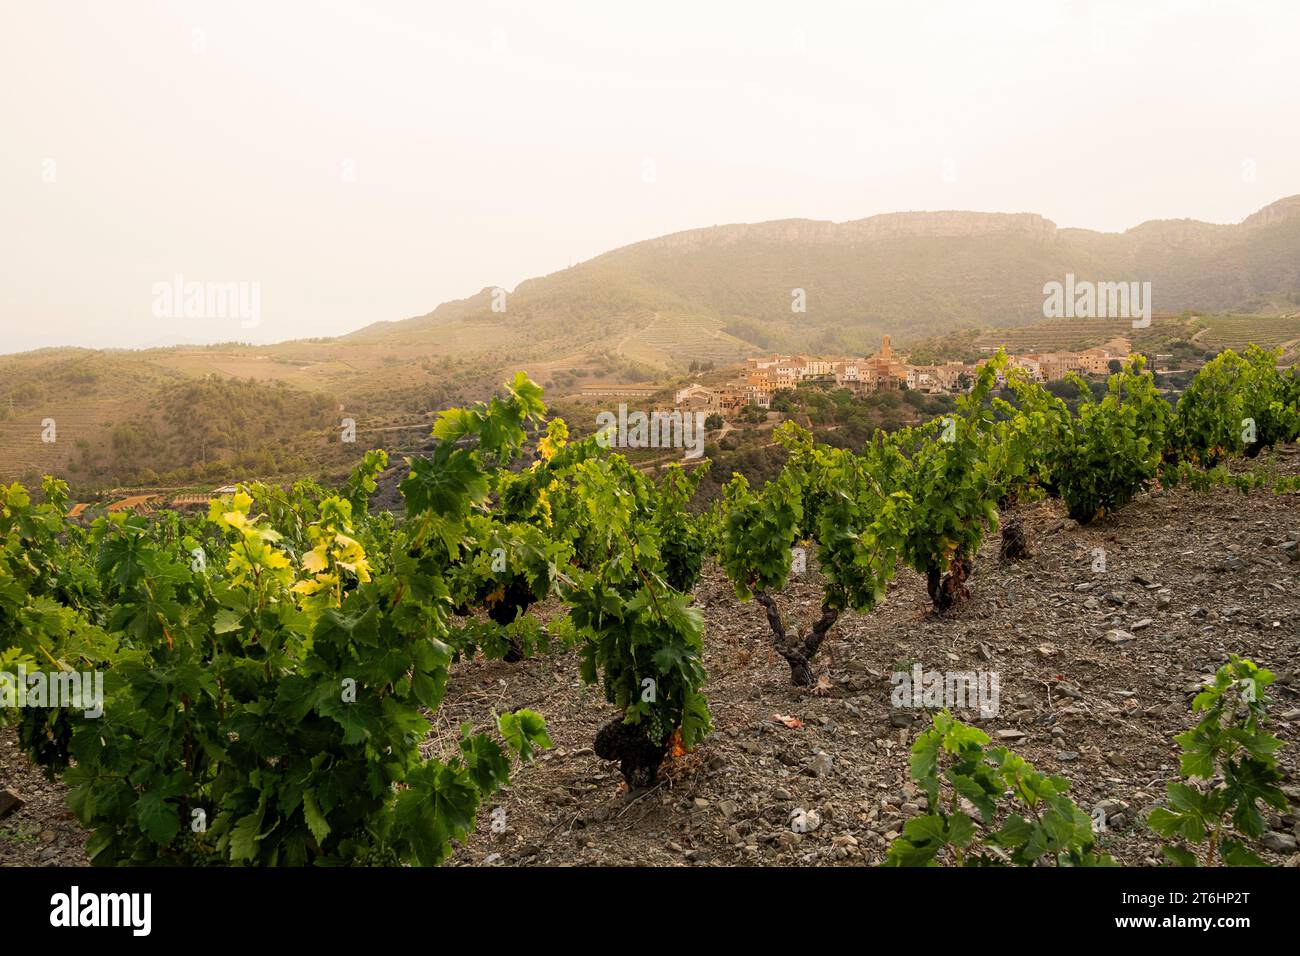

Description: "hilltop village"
667 335 1135 417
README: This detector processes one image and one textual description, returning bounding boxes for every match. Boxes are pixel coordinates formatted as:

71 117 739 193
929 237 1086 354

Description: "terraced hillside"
618 313 756 369
971 314 1192 353
0 397 134 485
1199 314 1300 356
0 351 172 486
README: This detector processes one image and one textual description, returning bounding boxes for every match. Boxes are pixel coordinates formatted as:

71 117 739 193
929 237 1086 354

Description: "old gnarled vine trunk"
594 718 668 789
926 556 972 613
753 590 839 686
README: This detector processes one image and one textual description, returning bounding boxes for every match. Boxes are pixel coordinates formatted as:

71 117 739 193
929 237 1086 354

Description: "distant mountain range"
348 195 1300 361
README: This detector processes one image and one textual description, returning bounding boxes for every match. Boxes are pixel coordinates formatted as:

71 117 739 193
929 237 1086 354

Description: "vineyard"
0 398 133 484
3 347 1300 867
970 313 1188 354
1199 314 1300 356
617 313 756 371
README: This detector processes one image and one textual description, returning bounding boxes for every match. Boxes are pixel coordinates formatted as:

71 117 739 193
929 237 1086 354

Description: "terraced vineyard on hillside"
971 314 1190 353
619 313 756 369
0 397 137 485
1200 314 1300 356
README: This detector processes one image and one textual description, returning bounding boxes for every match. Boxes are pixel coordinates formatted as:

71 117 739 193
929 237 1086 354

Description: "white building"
833 361 863 384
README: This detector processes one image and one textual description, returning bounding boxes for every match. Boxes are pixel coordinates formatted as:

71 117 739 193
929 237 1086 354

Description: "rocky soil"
5 448 1300 867
0 732 87 866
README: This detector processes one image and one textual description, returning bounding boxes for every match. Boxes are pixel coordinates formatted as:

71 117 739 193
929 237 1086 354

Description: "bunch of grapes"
645 705 672 745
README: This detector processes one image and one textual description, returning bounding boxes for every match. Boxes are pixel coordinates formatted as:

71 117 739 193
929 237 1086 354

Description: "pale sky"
2 0 1297 353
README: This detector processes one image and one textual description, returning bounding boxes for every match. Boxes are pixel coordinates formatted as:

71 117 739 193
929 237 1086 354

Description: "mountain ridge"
347 194 1300 356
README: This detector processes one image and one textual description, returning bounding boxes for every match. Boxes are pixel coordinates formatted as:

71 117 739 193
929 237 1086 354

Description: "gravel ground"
0 731 88 866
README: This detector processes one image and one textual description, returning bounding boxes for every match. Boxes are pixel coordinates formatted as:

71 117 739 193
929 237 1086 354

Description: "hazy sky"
2 0 1297 353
